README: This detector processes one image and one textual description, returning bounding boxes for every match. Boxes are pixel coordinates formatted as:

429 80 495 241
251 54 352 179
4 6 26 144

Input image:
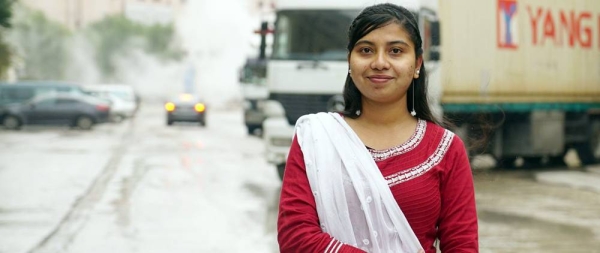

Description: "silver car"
165 94 207 126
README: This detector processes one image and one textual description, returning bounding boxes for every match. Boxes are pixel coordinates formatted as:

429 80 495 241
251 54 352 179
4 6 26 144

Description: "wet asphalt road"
475 169 600 253
1 102 599 252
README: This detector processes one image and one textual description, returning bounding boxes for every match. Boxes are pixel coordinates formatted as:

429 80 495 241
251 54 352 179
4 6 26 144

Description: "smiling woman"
348 23 422 109
277 3 478 253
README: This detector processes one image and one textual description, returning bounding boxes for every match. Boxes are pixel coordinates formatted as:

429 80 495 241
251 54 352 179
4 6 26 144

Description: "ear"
414 56 423 79
347 52 352 72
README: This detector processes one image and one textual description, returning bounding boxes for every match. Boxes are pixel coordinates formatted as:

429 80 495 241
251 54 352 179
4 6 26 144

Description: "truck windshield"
272 10 359 61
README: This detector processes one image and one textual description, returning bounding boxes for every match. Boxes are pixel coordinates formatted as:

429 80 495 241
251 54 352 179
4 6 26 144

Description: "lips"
367 75 393 84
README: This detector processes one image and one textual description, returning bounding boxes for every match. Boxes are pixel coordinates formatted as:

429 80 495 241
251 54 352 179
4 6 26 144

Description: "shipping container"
440 0 600 166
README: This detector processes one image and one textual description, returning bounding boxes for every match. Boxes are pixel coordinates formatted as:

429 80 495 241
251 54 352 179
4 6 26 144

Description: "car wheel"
2 115 21 130
199 120 206 127
167 120 173 126
247 125 256 135
112 114 125 123
75 116 94 130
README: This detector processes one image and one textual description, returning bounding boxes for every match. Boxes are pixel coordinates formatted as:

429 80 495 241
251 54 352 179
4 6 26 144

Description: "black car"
0 81 89 106
0 93 111 130
165 94 207 126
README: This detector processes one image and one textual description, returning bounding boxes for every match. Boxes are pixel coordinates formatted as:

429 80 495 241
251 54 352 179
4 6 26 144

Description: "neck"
359 98 416 127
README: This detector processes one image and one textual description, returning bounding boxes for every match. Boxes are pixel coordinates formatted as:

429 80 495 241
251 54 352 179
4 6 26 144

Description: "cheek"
394 61 416 77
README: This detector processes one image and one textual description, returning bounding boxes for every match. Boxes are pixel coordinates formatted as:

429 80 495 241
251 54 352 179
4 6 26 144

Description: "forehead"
358 23 414 46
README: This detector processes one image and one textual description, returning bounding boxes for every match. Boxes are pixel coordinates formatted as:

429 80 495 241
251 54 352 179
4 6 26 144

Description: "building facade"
20 0 186 30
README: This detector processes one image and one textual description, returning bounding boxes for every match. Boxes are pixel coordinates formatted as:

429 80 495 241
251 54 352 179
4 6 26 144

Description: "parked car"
0 93 111 130
165 93 207 126
0 81 89 106
81 84 138 122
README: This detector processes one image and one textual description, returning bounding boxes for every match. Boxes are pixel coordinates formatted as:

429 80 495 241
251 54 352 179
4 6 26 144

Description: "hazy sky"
106 0 262 108
175 0 260 108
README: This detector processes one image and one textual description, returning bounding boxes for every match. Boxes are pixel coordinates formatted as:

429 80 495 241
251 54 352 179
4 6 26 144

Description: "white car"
81 84 138 122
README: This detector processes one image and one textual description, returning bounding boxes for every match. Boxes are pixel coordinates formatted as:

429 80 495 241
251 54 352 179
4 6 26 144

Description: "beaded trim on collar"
367 119 426 161
385 129 455 186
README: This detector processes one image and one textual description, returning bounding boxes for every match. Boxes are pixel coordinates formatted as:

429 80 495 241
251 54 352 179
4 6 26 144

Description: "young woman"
277 3 478 253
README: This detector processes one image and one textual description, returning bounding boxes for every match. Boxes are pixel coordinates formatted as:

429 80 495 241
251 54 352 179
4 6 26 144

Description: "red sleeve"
277 135 365 253
438 135 479 252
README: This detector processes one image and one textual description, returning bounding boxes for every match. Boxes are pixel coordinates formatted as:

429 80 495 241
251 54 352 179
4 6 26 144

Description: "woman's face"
348 22 422 105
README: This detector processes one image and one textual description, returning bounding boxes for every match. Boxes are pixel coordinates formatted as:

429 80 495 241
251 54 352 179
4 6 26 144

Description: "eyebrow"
355 40 411 47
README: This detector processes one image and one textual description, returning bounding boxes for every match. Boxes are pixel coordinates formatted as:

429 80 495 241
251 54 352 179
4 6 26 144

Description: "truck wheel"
76 116 94 130
496 156 517 169
247 125 258 135
2 115 21 130
574 143 598 165
592 120 600 160
276 163 286 180
522 157 543 169
546 155 567 167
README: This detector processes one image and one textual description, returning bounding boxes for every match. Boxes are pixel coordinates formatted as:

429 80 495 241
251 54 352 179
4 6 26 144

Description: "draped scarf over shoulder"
295 112 423 253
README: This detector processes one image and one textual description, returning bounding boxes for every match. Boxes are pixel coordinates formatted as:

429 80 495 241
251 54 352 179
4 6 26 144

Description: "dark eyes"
358 47 403 54
360 48 373 54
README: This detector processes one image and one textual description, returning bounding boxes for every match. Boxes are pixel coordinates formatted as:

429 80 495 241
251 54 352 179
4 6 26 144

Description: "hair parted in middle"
342 3 440 126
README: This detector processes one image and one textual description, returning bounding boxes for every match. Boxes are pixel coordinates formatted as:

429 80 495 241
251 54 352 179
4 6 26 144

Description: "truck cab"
262 0 441 179
240 57 269 135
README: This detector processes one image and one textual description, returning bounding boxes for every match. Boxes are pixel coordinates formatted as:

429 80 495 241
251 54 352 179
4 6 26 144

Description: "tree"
8 5 70 80
0 0 13 28
0 0 14 79
85 15 184 79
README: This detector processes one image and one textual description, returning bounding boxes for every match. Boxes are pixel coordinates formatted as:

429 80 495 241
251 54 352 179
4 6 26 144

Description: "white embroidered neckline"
368 119 427 161
385 129 455 186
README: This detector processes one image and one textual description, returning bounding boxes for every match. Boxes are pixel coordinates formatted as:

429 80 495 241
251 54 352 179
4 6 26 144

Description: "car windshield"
272 9 359 61
109 90 135 101
173 93 200 103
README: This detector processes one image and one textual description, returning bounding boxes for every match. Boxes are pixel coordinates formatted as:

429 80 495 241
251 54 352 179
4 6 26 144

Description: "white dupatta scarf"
296 112 423 253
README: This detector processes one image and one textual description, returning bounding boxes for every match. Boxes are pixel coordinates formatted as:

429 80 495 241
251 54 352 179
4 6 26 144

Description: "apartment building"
125 0 185 25
20 0 186 30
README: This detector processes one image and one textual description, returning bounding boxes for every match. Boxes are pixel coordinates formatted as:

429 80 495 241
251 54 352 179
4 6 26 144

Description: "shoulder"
295 112 340 127
421 121 466 161
428 122 465 153
423 121 457 148
422 123 472 177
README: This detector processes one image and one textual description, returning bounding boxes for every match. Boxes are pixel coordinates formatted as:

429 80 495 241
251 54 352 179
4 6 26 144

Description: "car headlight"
165 102 175 111
195 103 206 112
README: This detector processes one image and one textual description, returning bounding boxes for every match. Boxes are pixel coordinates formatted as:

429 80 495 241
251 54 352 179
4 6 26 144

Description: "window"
272 10 359 61
35 98 56 107
57 99 79 105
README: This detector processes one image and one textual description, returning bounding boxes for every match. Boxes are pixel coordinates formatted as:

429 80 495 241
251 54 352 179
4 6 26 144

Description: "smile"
367 75 393 84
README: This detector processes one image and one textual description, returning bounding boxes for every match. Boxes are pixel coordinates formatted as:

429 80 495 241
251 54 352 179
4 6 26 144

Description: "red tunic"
277 120 478 253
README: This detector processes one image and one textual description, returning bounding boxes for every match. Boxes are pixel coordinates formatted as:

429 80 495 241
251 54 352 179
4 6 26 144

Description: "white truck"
262 0 441 179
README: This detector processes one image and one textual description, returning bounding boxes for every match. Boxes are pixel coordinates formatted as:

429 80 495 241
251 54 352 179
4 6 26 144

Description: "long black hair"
342 3 441 126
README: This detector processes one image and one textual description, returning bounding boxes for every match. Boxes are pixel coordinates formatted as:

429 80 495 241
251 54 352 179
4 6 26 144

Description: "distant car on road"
81 84 138 122
0 93 111 130
165 94 207 126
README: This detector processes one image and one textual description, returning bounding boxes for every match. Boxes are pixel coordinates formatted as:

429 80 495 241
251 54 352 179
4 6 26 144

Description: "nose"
370 51 390 70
